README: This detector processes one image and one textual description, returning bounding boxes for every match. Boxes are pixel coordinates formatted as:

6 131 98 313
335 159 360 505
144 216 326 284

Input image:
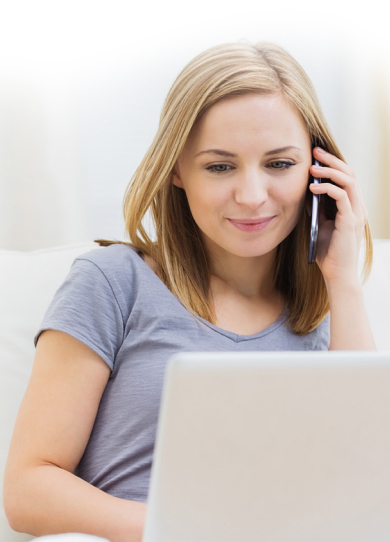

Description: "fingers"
310 182 353 222
312 147 355 178
311 164 362 216
311 147 368 224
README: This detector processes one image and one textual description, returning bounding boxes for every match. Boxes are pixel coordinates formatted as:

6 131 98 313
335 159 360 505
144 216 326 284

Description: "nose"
234 169 268 209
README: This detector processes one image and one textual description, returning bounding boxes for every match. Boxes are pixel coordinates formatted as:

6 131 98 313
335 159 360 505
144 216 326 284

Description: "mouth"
227 216 276 232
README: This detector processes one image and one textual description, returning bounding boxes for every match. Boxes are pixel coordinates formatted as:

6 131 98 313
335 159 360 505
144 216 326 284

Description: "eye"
266 160 295 170
206 164 233 174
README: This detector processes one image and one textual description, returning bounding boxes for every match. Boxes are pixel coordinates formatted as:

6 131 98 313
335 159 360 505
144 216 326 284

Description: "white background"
0 0 389 250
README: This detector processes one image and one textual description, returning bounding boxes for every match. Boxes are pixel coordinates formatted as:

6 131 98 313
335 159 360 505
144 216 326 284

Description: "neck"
207 245 278 300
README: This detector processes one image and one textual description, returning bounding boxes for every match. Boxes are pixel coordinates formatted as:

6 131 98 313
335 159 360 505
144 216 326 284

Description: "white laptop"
143 351 390 542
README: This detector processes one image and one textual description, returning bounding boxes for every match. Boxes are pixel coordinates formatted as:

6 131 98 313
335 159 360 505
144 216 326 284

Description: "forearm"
5 463 146 542
327 279 376 350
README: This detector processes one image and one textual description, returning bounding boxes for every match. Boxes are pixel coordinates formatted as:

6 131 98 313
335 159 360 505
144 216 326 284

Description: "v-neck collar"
197 308 289 342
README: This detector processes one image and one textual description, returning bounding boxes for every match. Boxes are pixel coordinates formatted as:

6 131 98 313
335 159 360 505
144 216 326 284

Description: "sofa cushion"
0 243 100 541
361 239 390 351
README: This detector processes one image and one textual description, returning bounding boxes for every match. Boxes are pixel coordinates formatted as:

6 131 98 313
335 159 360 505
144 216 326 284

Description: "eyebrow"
194 149 237 158
194 146 303 158
264 146 303 156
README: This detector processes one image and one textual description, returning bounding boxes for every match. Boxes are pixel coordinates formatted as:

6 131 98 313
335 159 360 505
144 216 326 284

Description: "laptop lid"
143 351 390 542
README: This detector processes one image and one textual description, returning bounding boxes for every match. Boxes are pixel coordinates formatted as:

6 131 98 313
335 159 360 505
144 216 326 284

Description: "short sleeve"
34 258 124 370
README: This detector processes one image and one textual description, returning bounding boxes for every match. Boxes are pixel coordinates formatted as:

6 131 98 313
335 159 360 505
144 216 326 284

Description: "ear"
171 164 184 189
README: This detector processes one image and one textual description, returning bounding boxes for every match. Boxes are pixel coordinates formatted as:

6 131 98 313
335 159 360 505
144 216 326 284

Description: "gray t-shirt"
34 244 330 503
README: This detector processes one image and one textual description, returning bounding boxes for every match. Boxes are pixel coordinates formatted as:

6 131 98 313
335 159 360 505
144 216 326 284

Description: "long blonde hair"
96 41 372 335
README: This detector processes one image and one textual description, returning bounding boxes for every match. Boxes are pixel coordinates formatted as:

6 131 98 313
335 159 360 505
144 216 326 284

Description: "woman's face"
173 93 312 261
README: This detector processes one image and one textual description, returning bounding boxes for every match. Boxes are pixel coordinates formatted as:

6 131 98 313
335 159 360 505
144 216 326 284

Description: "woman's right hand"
4 330 146 542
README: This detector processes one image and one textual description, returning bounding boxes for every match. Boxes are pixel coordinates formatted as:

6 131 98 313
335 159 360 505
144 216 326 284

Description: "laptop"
143 351 390 542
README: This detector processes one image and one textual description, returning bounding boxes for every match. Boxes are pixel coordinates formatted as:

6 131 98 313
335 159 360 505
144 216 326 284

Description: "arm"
3 330 146 542
326 278 375 350
309 147 376 350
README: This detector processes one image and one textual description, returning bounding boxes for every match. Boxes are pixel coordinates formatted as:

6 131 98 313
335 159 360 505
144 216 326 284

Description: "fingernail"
316 147 325 153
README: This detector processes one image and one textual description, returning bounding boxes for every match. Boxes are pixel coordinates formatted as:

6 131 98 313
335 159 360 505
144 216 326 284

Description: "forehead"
186 93 310 152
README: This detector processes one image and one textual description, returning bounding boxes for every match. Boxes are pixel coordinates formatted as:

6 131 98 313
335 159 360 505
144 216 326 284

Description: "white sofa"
1 240 390 542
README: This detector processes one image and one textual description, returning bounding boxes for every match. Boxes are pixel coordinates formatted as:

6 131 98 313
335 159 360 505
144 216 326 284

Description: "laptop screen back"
143 351 390 542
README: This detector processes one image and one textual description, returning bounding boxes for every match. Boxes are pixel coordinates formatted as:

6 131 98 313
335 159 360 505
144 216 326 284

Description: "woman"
4 41 375 542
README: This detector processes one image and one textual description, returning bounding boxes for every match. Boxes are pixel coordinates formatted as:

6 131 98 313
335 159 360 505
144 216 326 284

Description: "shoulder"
274 311 330 351
316 312 330 332
307 312 330 350
66 244 149 321
34 244 147 368
73 243 148 288
74 243 142 273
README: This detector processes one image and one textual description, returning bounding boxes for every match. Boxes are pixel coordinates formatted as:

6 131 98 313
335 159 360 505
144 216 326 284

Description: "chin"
202 227 288 260
222 240 279 259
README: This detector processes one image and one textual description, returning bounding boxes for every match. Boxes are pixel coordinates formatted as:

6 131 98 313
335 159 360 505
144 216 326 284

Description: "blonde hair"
96 41 372 335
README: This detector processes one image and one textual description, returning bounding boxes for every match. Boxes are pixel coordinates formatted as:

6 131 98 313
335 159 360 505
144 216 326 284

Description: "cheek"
274 176 308 210
186 182 230 217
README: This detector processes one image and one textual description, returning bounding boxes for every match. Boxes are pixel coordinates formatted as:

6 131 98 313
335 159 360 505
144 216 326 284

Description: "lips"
227 216 276 232
228 217 275 225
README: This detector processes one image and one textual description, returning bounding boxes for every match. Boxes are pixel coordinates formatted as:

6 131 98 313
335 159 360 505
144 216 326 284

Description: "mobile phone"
308 159 322 264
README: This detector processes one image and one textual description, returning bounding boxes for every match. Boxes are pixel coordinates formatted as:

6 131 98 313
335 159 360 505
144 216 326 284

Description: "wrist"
325 276 363 302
